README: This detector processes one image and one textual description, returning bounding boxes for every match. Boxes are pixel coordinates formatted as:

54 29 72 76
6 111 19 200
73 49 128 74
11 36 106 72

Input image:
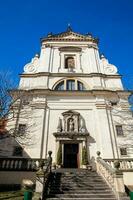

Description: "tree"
0 72 36 156
107 92 133 157
0 72 13 120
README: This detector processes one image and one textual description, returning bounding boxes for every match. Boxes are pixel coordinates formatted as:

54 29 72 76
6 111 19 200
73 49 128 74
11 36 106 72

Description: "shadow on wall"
0 132 31 158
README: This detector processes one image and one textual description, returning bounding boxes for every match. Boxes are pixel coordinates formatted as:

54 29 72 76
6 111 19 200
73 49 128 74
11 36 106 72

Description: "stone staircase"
44 169 118 200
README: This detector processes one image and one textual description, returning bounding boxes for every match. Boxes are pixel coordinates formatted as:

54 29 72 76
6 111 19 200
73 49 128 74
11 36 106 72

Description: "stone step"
60 175 101 177
54 177 103 180
49 189 112 194
49 185 110 189
53 179 104 183
60 179 104 182
50 182 107 185
44 170 118 200
50 182 107 187
46 194 115 198
46 198 117 200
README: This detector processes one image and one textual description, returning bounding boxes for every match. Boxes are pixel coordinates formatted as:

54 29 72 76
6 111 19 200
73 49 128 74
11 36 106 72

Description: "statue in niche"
79 118 85 132
57 118 62 132
68 118 74 132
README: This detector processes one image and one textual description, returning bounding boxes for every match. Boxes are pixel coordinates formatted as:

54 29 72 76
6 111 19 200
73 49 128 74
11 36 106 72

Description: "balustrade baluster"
10 160 14 169
131 161 133 168
6 160 9 169
2 160 6 169
18 160 21 169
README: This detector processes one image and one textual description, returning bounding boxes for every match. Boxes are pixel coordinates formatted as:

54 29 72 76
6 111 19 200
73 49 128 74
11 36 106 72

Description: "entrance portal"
63 144 79 168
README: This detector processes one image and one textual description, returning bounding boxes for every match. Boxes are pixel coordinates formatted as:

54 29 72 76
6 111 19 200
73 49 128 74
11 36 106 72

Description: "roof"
41 26 99 43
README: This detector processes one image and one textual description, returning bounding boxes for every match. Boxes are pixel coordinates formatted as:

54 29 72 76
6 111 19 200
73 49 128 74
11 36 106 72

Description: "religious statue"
57 118 62 132
68 118 74 132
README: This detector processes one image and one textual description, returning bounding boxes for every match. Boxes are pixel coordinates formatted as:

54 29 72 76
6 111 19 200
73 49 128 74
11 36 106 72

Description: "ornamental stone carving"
56 110 86 133
24 54 39 74
57 118 62 132
100 55 118 75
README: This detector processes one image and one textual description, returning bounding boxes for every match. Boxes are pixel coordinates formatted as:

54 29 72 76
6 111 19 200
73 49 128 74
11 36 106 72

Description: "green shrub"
57 144 62 165
82 146 88 165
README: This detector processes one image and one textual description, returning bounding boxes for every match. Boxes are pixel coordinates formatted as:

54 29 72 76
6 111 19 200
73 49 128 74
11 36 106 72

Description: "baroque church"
3 27 133 169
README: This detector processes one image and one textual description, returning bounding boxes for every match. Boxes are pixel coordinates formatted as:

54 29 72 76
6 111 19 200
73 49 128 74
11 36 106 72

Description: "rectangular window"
13 146 23 156
116 125 123 136
120 148 127 156
18 124 26 135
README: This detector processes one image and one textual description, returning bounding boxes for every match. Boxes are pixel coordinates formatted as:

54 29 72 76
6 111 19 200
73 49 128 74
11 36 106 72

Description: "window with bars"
13 146 23 156
54 80 86 91
18 124 26 135
120 148 127 156
55 81 64 91
66 80 75 90
115 125 123 136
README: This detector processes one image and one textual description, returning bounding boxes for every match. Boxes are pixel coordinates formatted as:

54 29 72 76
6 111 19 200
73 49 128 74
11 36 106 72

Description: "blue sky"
0 0 133 89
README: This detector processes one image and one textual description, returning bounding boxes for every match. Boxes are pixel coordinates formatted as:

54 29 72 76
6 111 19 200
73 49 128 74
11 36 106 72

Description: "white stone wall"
19 38 123 91
3 89 132 162
5 94 126 161
3 31 132 165
19 75 123 91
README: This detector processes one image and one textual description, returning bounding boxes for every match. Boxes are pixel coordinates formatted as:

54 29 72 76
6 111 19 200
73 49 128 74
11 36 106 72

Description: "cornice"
20 72 122 79
95 103 106 109
41 37 98 43
11 89 132 97
53 132 89 138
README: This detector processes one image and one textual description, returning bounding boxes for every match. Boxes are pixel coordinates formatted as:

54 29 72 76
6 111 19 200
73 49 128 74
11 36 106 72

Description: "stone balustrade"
0 158 47 171
96 152 129 200
104 158 133 171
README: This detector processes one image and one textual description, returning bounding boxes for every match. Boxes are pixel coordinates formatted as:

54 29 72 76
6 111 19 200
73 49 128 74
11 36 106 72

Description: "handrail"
104 158 133 161
96 152 128 200
98 158 116 173
104 158 133 171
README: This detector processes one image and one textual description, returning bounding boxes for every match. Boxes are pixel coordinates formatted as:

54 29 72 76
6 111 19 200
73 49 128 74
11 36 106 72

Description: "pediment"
59 32 86 39
41 30 98 43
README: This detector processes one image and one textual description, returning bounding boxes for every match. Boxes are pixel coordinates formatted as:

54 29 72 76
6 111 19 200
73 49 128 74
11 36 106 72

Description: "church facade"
5 28 133 168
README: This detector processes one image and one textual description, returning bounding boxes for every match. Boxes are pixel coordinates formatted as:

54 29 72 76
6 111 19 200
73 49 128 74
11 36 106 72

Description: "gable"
41 31 98 43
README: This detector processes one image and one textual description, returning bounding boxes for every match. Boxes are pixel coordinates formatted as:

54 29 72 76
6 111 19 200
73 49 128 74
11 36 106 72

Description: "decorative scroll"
24 54 39 73
100 56 118 75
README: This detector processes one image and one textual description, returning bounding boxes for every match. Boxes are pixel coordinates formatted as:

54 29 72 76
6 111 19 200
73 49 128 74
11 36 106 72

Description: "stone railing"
104 158 133 171
96 152 129 200
0 157 47 171
36 151 52 200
